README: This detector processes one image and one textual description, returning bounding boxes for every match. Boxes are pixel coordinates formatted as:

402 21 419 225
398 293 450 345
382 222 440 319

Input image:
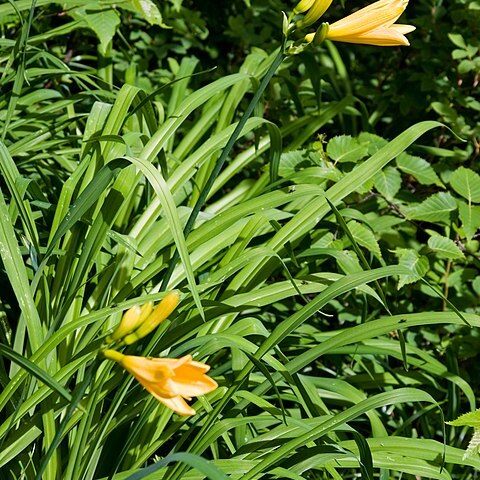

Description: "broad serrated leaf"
396 153 442 186
326 135 368 164
373 166 401 200
83 8 120 54
356 177 375 194
336 250 363 274
396 250 430 289
448 33 467 49
357 132 388 155
347 220 381 257
131 0 169 27
447 408 480 428
449 167 480 203
427 235 465 260
431 102 458 123
404 192 457 224
278 150 311 177
458 201 480 240
465 430 480 458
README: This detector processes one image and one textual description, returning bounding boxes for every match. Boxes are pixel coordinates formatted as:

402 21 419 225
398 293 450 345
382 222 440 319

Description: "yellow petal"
121 356 173 383
327 0 408 37
104 350 217 415
136 375 177 399
170 367 218 397
158 395 196 416
392 24 416 34
328 25 414 46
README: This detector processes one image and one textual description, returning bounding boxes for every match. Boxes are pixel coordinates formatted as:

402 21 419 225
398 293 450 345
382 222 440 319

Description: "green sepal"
313 22 329 45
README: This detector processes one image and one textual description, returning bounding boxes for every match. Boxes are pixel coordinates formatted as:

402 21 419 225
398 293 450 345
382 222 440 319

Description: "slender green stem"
160 42 287 292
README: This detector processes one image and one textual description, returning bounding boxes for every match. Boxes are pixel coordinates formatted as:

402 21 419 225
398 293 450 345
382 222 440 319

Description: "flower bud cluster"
103 292 218 416
108 291 180 345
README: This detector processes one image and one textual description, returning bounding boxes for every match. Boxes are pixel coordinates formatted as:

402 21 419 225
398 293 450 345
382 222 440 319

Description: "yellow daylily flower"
306 0 415 46
104 350 218 416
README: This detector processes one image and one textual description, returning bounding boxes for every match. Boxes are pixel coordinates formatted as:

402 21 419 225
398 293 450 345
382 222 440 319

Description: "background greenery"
0 0 479 478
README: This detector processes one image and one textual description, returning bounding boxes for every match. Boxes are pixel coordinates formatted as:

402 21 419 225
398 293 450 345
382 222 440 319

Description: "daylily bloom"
306 0 415 46
104 350 218 416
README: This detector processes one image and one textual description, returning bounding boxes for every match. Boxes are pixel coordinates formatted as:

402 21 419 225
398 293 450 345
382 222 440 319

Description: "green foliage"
448 409 480 458
0 0 479 479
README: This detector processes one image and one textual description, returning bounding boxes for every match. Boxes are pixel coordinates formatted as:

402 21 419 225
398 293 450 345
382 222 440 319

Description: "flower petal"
166 361 218 397
327 0 408 37
392 24 416 34
121 356 172 383
135 375 177 398
329 25 414 46
171 377 218 397
157 395 196 416
106 351 217 415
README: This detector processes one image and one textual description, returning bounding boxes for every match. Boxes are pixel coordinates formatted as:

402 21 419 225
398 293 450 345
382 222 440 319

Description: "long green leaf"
0 343 72 402
125 452 229 480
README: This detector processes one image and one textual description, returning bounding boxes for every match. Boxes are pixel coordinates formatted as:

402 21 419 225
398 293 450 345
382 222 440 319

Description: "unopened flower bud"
312 22 330 44
294 0 316 14
108 302 154 342
296 0 333 28
123 291 180 345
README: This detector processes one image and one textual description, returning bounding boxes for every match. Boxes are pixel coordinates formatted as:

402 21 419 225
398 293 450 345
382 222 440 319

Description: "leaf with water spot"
131 0 169 27
396 249 429 289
